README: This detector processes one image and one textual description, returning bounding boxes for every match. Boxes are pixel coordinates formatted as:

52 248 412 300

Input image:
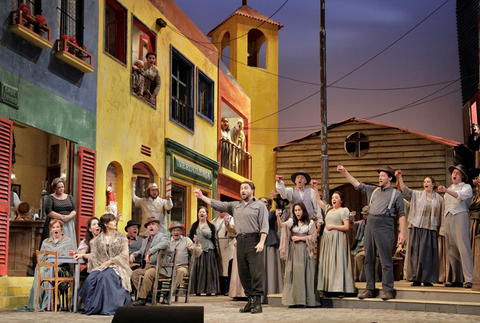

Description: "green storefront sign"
173 156 212 185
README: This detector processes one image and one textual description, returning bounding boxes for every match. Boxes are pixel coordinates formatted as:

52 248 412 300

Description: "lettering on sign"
0 82 19 109
174 156 212 185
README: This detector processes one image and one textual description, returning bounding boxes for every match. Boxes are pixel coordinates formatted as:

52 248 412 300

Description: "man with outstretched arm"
338 165 405 301
194 181 269 314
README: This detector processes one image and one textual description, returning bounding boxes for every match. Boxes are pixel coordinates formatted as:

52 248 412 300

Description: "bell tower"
208 1 283 195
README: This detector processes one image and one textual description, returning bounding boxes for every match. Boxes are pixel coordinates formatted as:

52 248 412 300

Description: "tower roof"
207 4 283 37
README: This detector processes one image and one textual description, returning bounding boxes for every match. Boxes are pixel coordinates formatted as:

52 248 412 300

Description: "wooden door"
0 117 13 276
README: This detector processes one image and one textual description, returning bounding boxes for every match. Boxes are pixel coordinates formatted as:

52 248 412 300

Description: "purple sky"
174 0 462 145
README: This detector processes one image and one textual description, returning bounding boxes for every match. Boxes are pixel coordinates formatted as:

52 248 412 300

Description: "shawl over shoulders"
88 231 132 291
279 220 316 260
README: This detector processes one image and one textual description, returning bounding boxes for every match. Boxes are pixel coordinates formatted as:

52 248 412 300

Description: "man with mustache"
438 164 474 288
131 217 169 306
194 181 269 314
337 165 405 301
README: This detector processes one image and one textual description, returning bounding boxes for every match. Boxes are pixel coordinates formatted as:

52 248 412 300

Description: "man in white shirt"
132 178 173 236
438 164 474 288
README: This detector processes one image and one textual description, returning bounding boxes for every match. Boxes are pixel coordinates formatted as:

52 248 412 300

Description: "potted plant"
76 44 88 60
16 3 30 26
34 14 47 36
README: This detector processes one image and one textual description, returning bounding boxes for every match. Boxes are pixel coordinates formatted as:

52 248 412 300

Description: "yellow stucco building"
96 0 221 231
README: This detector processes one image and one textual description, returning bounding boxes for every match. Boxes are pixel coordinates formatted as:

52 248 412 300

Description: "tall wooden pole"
320 0 329 202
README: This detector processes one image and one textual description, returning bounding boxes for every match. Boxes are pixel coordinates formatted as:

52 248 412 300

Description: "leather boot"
251 295 262 314
239 296 254 313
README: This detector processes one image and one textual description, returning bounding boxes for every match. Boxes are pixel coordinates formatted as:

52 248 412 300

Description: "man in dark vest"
275 170 323 227
338 165 405 300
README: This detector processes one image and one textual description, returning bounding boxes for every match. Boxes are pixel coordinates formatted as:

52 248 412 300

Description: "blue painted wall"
0 1 98 116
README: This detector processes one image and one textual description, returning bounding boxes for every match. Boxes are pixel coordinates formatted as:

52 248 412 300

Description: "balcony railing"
220 138 252 179
171 96 194 130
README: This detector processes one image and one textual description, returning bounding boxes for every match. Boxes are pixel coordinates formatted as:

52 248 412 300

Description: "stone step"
0 286 31 296
328 297 480 315
0 277 33 287
268 281 480 315
356 282 480 304
0 295 29 308
0 277 33 309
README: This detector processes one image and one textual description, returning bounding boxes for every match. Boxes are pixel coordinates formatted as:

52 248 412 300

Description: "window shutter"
76 146 96 245
0 118 13 276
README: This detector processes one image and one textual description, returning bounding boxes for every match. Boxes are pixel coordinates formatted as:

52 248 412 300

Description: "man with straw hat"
275 170 323 224
132 178 173 236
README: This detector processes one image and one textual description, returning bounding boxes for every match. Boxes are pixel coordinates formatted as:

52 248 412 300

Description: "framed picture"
11 184 21 199
50 144 59 164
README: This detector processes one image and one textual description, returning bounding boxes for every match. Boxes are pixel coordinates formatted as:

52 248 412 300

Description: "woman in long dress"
188 206 220 295
316 191 355 295
259 197 283 303
79 213 132 315
396 171 443 286
24 219 74 311
42 177 77 249
278 202 317 307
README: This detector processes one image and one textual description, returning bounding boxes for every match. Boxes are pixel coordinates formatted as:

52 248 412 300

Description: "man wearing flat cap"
131 217 169 306
337 165 405 301
275 170 323 224
132 177 173 236
438 164 474 288
125 220 143 264
168 222 202 297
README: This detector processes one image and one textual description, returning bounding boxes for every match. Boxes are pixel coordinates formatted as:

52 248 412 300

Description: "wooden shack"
275 117 474 215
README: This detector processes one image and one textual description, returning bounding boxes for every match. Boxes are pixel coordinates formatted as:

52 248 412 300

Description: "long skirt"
228 247 246 298
190 250 220 294
79 268 131 315
438 234 452 283
407 227 439 283
282 243 316 307
470 218 480 266
262 244 283 303
317 231 355 293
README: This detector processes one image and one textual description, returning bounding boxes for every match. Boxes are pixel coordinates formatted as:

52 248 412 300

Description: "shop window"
171 47 194 131
170 184 185 224
197 69 214 123
59 0 84 47
105 0 126 63
345 132 369 158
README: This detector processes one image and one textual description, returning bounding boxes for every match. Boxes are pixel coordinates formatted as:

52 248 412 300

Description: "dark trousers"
236 234 264 297
364 215 395 292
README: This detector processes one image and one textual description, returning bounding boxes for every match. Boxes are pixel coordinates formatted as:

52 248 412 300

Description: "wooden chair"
173 250 196 303
34 250 74 313
151 250 176 305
